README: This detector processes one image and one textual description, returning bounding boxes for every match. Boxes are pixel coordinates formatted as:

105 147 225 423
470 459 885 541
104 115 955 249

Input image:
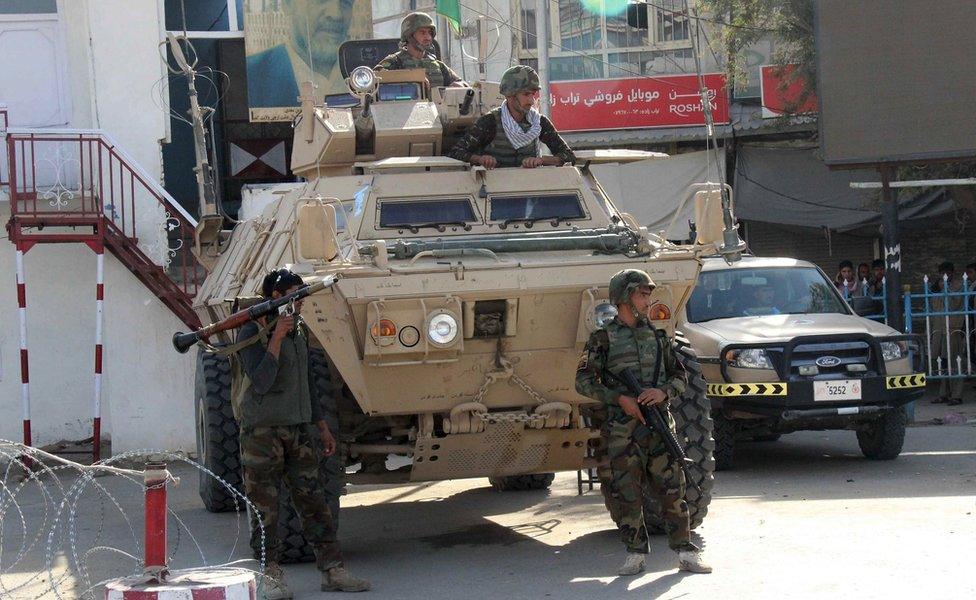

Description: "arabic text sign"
760 65 818 118
549 74 730 132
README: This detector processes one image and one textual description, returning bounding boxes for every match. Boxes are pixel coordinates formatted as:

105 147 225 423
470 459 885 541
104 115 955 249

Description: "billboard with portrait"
244 0 373 121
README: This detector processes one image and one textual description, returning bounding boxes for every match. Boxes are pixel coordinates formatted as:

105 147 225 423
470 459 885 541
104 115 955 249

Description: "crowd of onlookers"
832 258 976 406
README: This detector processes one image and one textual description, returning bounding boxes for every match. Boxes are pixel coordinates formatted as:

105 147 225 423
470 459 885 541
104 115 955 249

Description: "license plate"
814 379 862 401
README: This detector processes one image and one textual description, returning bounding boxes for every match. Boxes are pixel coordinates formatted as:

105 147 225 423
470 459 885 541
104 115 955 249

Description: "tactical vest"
602 321 667 391
484 108 539 168
236 320 313 430
384 50 452 87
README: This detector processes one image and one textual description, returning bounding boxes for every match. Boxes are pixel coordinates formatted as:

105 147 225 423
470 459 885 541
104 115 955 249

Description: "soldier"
575 269 711 576
375 12 466 89
448 65 576 169
237 268 370 597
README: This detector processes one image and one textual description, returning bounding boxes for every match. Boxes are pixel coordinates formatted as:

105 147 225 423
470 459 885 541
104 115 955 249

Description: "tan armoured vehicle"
184 40 744 561
679 256 926 470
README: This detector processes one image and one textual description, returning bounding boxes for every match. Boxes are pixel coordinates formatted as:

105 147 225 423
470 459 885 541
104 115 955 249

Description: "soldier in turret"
448 65 576 169
575 269 711 577
375 12 467 89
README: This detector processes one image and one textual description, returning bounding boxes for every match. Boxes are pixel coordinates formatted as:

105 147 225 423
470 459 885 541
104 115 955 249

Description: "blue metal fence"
903 273 975 380
839 278 888 324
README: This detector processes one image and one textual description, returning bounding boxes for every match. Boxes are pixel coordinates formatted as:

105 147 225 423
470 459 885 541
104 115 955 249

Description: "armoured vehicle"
186 40 743 560
679 256 926 470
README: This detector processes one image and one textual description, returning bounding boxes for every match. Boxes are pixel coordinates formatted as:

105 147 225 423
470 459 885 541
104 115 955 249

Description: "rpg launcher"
614 368 702 495
171 276 335 354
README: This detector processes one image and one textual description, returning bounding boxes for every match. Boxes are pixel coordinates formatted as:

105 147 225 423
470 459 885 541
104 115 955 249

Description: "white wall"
0 1 197 453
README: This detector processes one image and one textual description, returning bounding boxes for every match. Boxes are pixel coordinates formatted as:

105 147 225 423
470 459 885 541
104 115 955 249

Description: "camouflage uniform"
375 11 462 88
236 318 342 571
575 316 697 554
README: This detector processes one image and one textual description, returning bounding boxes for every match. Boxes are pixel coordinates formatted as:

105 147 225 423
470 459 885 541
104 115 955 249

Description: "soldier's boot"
322 566 371 592
618 553 646 576
261 563 294 600
677 550 712 574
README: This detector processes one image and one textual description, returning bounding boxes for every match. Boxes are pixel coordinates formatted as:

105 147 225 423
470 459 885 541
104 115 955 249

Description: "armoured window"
379 198 477 229
377 83 420 101
489 194 585 222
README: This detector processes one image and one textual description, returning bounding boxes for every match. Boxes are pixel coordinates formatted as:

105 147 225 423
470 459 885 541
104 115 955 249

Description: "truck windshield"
686 267 849 323
379 198 476 228
489 193 584 223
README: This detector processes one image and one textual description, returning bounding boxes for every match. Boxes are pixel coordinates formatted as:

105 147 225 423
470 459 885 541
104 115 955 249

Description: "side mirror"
849 296 876 317
297 201 339 262
693 189 724 249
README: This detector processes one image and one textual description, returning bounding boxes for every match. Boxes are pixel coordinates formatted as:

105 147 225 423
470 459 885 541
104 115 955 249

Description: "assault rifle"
611 368 702 495
171 276 336 353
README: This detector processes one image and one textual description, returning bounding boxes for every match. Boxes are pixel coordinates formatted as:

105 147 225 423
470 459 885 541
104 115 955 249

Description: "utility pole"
167 33 217 218
879 167 904 331
534 0 551 117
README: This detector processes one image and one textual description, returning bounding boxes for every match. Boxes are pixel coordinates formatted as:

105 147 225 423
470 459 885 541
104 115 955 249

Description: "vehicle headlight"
880 341 906 361
349 66 377 93
427 311 459 346
725 348 774 370
587 302 618 330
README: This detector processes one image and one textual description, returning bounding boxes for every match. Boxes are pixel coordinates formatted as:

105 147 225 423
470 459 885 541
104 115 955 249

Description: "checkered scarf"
500 103 542 151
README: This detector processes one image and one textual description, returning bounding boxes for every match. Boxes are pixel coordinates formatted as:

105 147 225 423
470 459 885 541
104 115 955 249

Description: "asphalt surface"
2 424 974 599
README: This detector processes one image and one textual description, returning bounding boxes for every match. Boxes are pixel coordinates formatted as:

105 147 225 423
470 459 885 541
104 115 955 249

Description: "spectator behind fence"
930 261 965 405
869 259 886 297
857 262 871 287
834 260 859 297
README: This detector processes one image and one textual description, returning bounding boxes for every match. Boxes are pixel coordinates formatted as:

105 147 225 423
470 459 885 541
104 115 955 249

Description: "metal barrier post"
144 462 168 580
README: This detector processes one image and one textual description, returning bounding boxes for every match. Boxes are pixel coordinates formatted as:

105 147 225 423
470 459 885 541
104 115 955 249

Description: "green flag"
436 0 462 34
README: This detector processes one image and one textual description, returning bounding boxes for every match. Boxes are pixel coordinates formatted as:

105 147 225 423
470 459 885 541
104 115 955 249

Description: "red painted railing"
5 129 206 304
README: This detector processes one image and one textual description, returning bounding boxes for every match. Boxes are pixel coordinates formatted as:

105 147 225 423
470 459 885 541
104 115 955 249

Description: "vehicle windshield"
489 193 584 222
379 198 476 228
686 266 850 323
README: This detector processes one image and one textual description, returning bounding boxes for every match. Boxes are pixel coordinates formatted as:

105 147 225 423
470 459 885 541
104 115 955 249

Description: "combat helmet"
400 12 436 43
500 65 541 96
609 269 656 305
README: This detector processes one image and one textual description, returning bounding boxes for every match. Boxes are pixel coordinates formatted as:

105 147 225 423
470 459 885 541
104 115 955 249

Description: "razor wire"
0 441 275 600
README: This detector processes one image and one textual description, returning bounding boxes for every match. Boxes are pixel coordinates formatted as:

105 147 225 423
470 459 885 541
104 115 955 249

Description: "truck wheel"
644 334 716 532
857 407 906 460
195 350 244 513
278 348 345 563
712 413 736 471
488 473 556 491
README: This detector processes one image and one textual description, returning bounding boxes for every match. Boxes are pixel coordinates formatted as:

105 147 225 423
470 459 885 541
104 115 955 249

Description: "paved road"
2 424 974 599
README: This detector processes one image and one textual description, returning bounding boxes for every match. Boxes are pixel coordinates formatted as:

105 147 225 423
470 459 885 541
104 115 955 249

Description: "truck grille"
785 340 876 379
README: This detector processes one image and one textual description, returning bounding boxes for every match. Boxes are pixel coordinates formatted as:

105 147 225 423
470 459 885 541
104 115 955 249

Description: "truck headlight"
880 341 905 361
427 311 459 346
349 66 377 94
725 348 774 370
588 302 618 330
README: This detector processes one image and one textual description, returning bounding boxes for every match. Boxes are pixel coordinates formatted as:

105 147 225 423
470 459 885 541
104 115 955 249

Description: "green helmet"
609 269 656 305
400 12 436 43
500 65 541 96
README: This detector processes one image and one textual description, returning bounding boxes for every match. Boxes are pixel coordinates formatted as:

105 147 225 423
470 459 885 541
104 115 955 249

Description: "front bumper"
706 373 926 418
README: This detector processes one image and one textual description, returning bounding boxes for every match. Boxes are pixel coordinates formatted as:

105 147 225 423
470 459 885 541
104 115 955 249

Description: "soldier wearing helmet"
448 65 575 169
374 12 466 89
576 269 712 577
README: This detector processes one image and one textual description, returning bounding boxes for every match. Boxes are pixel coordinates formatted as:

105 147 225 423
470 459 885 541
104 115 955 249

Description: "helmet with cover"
608 269 656 305
400 12 437 43
499 65 541 97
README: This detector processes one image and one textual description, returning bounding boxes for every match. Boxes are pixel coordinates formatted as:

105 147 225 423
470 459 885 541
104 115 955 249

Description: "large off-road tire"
488 473 556 491
278 348 346 563
857 407 906 460
712 412 737 471
195 350 244 513
643 334 715 532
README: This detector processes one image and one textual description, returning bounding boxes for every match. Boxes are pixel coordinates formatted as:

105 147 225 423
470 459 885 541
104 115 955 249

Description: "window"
379 198 476 229
489 194 585 223
685 267 849 323
377 83 420 101
517 0 697 81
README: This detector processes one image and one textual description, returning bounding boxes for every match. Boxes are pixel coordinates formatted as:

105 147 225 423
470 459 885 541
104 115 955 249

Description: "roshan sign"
548 73 730 132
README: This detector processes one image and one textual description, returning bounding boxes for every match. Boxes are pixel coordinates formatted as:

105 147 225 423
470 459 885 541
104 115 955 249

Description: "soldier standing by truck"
374 12 466 88
448 65 575 169
236 269 370 597
575 269 712 577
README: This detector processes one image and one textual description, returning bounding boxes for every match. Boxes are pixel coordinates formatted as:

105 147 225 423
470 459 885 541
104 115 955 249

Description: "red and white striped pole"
15 245 31 448
93 247 105 462
144 462 168 580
